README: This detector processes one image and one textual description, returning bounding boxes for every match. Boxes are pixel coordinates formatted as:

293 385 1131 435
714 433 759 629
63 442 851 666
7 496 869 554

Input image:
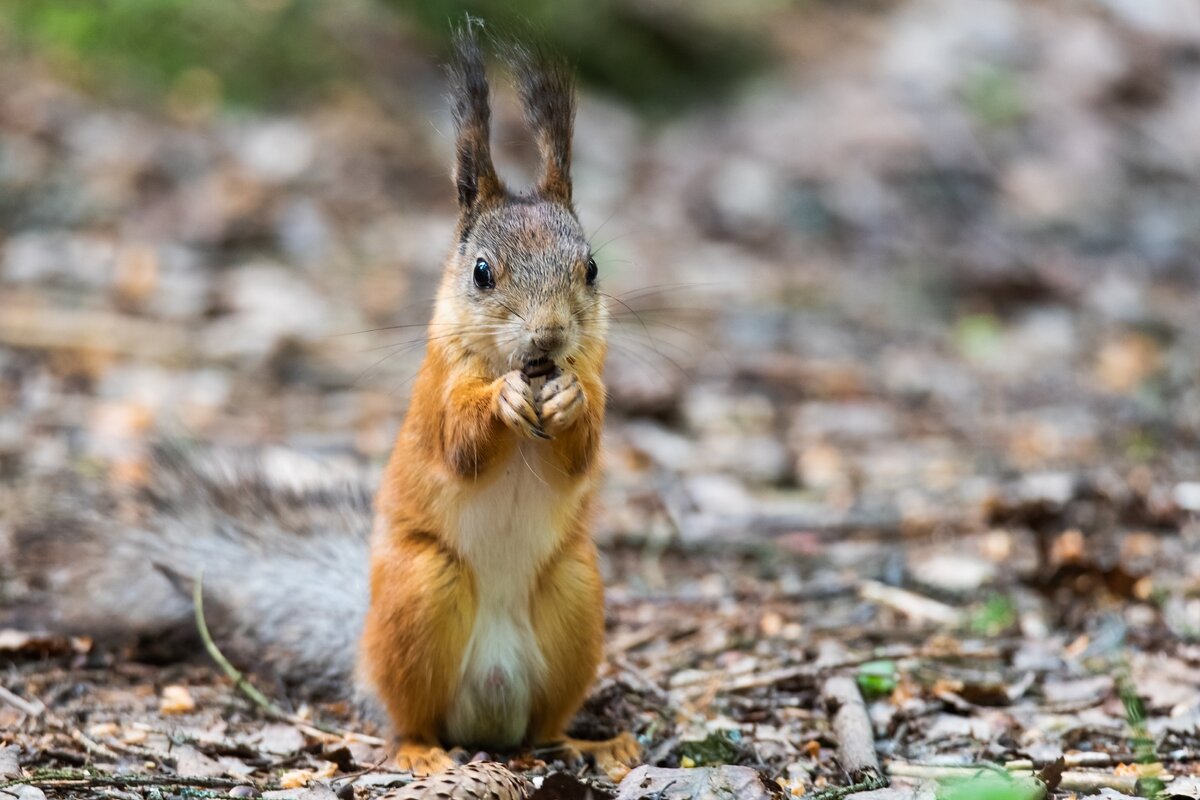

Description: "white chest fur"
444 444 570 746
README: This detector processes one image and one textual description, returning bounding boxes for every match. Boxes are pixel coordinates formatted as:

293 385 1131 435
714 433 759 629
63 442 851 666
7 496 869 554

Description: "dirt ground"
4 0 1200 798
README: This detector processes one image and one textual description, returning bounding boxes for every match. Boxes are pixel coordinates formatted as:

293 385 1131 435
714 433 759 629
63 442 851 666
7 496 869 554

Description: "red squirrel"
6 26 638 778
363 29 634 773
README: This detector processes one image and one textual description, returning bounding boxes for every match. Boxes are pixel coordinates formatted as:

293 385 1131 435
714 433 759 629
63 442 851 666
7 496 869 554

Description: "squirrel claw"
497 370 545 440
539 371 584 436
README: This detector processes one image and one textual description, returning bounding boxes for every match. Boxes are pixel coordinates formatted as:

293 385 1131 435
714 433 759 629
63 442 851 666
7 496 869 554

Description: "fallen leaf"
615 765 784 800
247 723 307 756
159 685 196 714
0 629 89 658
280 769 315 789
86 722 120 739
175 745 226 778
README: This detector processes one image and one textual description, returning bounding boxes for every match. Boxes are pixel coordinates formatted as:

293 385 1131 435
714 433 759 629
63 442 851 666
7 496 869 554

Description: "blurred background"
8 1 1200 785
2 0 1200 574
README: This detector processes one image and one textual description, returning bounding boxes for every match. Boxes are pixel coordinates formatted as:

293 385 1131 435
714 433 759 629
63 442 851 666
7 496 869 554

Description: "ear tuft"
505 40 577 207
446 18 505 214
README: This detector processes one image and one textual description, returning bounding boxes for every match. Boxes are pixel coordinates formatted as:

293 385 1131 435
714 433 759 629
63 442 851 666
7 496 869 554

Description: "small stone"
1174 482 1200 512
0 745 20 779
233 119 315 183
9 787 46 800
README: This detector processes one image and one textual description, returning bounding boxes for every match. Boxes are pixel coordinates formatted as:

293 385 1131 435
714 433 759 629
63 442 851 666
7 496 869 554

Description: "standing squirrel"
364 28 635 774
3 27 638 777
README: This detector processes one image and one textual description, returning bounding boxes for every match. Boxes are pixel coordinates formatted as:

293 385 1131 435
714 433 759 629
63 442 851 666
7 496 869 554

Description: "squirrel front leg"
538 370 602 475
441 370 547 477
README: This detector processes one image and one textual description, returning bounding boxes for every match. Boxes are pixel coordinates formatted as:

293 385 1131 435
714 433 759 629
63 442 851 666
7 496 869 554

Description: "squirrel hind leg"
548 731 641 781
394 741 457 776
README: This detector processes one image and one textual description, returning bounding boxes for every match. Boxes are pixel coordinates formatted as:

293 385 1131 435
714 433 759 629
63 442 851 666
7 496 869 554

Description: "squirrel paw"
496 370 549 440
394 742 456 776
560 731 641 781
538 371 584 436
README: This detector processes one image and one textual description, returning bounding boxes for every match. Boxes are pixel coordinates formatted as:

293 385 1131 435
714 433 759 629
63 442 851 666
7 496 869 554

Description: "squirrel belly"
443 441 581 746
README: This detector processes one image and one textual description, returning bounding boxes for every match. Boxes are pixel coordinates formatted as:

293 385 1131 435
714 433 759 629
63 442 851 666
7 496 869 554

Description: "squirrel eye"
585 257 598 285
473 258 494 290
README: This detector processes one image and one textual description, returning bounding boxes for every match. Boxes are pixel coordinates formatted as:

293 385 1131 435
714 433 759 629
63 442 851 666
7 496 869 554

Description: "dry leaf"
280 769 315 789
86 722 120 739
615 766 785 800
159 685 196 714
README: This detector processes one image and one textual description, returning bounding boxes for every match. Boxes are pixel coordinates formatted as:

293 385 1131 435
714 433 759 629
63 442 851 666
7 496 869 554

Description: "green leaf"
856 660 898 699
935 771 1044 800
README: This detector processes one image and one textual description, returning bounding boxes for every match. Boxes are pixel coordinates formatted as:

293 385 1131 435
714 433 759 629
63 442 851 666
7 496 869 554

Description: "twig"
803 774 889 800
822 675 885 787
332 756 404 788
0 683 130 763
0 685 45 718
68 728 120 761
192 571 386 746
0 769 261 792
858 581 961 626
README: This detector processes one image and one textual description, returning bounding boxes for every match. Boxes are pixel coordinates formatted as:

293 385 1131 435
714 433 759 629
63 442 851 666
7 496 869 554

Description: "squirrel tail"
2 444 376 705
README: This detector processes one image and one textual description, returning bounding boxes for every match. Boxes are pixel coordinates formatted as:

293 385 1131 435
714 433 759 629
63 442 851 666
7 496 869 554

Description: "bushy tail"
2 445 375 698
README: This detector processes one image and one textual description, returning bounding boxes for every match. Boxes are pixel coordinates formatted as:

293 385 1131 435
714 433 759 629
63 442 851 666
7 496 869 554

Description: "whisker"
586 208 620 247
590 230 635 257
616 281 726 298
606 330 695 373
517 445 550 487
603 338 692 381
495 299 526 322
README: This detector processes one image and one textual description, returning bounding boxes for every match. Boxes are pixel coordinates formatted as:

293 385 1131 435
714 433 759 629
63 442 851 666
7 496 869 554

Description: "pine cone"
385 761 532 800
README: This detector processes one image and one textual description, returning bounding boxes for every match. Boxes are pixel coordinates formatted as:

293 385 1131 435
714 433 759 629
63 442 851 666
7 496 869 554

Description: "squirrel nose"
530 326 565 354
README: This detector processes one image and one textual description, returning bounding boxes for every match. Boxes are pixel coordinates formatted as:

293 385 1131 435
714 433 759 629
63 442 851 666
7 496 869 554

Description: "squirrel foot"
557 731 641 781
394 742 455 776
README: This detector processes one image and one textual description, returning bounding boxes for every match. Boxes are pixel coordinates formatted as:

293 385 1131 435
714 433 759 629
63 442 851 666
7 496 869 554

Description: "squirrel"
2 26 639 778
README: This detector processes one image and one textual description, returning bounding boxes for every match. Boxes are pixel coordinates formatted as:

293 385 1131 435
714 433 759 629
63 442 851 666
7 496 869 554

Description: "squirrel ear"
447 21 505 214
508 42 576 207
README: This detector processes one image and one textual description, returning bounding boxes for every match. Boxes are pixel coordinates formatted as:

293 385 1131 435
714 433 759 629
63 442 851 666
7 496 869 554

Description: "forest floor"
4 0 1200 798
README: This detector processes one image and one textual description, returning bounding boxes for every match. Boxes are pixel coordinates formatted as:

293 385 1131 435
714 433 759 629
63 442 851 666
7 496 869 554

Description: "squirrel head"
432 25 607 376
